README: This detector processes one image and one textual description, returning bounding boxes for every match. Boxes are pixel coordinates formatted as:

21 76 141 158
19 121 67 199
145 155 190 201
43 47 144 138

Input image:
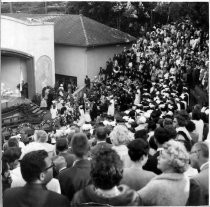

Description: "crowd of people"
2 18 209 207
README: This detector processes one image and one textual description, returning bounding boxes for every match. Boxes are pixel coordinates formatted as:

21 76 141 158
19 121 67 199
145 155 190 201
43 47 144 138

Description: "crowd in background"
2 18 209 207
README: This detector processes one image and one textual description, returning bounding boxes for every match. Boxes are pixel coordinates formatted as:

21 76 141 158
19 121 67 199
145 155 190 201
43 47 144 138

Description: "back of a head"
34 130 48 143
186 120 196 132
175 114 187 127
163 118 173 127
134 129 148 140
96 126 107 141
71 133 89 158
8 138 19 148
154 127 170 145
164 125 177 139
128 139 149 162
56 137 68 153
147 120 157 131
177 110 189 122
192 110 201 121
3 147 22 164
20 150 48 183
91 148 123 190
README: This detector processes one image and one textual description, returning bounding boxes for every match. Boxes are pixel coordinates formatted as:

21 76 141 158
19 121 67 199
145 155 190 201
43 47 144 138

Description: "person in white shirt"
50 100 58 119
10 164 61 194
23 130 56 158
192 110 204 142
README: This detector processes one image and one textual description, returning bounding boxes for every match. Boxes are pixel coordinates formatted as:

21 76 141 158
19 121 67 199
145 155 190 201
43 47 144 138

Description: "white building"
1 13 136 98
1 15 55 98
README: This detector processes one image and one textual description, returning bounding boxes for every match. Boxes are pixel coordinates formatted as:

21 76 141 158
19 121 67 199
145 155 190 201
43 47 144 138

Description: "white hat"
123 116 129 121
103 120 109 126
124 110 130 115
143 112 150 119
156 100 161 104
136 109 141 114
201 107 207 113
167 111 173 116
137 116 146 124
128 118 134 124
82 124 92 131
205 109 209 115
110 121 116 127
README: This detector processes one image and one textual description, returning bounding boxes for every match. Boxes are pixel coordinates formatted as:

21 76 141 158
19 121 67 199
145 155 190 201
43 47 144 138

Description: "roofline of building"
55 40 136 48
1 48 34 59
1 15 54 26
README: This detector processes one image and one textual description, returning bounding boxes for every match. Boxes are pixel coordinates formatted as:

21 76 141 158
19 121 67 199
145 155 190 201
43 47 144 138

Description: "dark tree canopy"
1 2 209 36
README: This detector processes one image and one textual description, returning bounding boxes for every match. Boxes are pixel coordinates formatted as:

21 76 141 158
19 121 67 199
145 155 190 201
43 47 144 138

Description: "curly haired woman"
137 140 190 206
72 148 142 206
110 125 134 168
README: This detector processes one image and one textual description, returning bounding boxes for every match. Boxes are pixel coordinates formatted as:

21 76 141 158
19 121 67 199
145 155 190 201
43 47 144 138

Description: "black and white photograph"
1 1 209 206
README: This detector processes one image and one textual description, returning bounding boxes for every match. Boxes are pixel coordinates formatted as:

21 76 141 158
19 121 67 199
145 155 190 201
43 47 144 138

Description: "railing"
73 84 86 99
73 76 99 99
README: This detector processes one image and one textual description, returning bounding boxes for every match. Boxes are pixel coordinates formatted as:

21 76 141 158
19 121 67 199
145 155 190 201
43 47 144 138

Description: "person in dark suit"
58 133 92 201
3 150 69 207
90 126 112 158
85 75 91 89
189 141 209 205
56 137 76 168
143 127 170 174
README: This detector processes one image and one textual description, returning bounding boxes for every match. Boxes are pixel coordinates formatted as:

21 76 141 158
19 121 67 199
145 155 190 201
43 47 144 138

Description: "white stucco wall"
1 16 55 93
86 44 131 80
55 44 132 88
55 45 87 88
1 56 27 92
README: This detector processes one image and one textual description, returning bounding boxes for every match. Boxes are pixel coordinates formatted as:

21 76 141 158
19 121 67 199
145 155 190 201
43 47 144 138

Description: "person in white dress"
77 105 86 126
134 87 141 106
192 110 204 142
84 103 91 123
50 100 58 119
107 95 115 117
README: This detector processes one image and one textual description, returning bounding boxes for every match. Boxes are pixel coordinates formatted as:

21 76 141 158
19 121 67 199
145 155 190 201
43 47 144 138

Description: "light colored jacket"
138 173 190 206
191 163 209 205
120 167 156 191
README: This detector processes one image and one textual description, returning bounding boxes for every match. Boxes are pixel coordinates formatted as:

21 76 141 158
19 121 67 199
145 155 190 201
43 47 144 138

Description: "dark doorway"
55 74 77 92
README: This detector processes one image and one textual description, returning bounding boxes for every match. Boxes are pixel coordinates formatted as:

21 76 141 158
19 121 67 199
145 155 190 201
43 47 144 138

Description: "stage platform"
1 96 30 110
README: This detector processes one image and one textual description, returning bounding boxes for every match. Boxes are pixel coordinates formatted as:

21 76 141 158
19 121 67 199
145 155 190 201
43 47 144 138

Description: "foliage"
1 2 209 36
31 93 42 106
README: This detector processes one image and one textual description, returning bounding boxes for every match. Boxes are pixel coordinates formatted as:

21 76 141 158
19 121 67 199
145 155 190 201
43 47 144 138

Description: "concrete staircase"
2 102 46 128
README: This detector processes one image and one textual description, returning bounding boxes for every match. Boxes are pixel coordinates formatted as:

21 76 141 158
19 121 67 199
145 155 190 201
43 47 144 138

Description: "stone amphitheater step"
30 105 39 110
36 110 45 115
32 108 40 113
